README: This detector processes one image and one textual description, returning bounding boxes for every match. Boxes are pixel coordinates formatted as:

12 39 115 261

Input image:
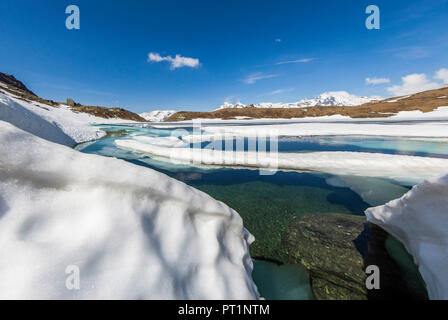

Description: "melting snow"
366 175 448 299
0 121 259 299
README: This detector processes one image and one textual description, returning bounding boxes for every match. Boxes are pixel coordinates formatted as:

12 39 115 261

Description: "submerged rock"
282 213 428 300
311 277 367 300
282 213 369 300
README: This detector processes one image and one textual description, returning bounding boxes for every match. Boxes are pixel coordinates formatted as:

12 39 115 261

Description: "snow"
177 120 448 145
140 110 177 122
386 95 411 103
0 94 75 146
297 91 380 107
114 138 448 184
365 175 448 300
217 102 246 110
390 106 448 120
216 91 379 110
0 91 139 146
0 120 259 300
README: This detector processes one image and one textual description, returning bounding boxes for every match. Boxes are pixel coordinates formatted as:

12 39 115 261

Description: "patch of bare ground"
165 87 448 122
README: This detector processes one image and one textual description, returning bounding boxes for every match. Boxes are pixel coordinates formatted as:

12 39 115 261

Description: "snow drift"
0 121 259 299
180 120 448 143
0 91 138 145
365 175 448 300
0 94 75 146
114 138 448 184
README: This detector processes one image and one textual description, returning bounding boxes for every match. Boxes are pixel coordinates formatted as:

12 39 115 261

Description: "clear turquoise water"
193 136 448 158
252 260 314 300
78 125 438 300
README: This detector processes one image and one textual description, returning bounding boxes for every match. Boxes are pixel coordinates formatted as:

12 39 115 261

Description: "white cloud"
275 39 282 43
366 77 390 85
434 68 448 83
268 88 293 95
148 52 200 70
276 58 316 65
387 73 441 96
148 52 166 63
244 72 278 84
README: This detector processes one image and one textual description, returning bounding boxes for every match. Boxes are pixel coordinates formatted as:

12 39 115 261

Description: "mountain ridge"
217 91 381 110
140 110 177 122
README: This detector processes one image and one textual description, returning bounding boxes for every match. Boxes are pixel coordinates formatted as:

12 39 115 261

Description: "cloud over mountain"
366 77 390 85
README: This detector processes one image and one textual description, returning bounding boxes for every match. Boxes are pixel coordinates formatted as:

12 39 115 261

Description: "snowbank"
0 94 75 146
365 175 448 300
179 120 448 143
114 138 448 183
0 91 138 145
0 121 259 300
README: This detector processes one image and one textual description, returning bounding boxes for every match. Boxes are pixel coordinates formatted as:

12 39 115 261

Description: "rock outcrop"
0 72 36 96
282 213 428 300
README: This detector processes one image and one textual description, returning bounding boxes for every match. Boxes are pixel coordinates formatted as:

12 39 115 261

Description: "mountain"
297 91 381 107
140 110 177 122
216 91 380 110
217 102 247 110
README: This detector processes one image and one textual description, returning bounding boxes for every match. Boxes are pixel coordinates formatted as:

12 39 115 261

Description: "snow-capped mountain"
217 91 381 110
298 91 380 107
139 110 177 122
218 102 247 109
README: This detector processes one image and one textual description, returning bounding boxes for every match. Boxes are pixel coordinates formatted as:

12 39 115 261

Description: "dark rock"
364 224 428 300
282 213 369 300
0 72 36 96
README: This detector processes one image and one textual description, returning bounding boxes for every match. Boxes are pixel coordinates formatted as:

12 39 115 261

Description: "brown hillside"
165 87 448 122
70 105 145 122
0 72 146 122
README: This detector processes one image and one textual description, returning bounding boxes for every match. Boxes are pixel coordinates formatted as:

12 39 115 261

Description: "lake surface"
77 124 440 299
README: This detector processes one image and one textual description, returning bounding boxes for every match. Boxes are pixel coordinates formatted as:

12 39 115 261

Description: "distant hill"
166 87 448 121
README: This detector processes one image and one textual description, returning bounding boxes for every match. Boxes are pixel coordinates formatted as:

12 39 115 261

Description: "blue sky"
0 0 447 112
